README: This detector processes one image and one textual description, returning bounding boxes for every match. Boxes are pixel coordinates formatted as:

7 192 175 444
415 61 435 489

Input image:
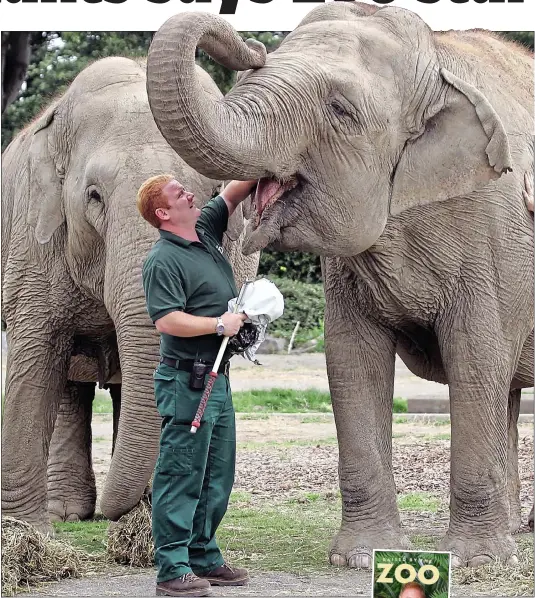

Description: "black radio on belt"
189 360 209 391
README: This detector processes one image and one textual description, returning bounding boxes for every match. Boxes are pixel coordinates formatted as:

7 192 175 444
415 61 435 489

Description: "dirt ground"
36 412 531 598
4 348 533 597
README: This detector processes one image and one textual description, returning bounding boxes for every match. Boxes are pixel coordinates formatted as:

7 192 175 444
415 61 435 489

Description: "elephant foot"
2 513 55 538
329 526 411 569
438 531 518 569
528 505 534 531
509 508 522 534
48 498 95 523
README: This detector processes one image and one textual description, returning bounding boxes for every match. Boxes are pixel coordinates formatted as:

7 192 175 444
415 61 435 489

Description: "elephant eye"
331 100 348 117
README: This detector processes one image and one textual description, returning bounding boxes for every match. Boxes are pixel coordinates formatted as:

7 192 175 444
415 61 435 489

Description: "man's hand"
523 172 534 213
220 312 247 336
221 180 258 217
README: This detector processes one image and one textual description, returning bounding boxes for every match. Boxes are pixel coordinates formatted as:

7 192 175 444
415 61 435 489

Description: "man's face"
156 179 201 226
400 587 425 598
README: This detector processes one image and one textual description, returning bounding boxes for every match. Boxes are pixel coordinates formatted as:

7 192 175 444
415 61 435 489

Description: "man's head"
137 174 201 229
399 582 426 598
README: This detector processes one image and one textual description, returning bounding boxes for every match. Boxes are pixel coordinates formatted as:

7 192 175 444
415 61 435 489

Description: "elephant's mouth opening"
242 175 300 256
251 175 299 228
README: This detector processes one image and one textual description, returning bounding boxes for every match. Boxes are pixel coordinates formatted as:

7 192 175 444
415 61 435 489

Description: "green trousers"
151 363 236 583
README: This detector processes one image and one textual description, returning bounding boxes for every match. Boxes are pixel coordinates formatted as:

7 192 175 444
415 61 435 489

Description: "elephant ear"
26 105 65 244
390 67 513 216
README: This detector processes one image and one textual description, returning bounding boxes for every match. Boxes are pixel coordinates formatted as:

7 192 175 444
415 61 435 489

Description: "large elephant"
1 56 259 532
145 3 534 569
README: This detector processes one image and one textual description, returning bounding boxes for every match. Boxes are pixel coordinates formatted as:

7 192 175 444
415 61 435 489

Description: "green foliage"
501 31 534 50
196 31 287 94
393 397 408 413
373 551 450 598
259 250 322 283
1 31 286 152
2 32 155 151
261 276 325 340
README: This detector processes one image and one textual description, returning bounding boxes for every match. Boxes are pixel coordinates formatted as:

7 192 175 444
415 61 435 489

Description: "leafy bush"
261 276 325 340
259 251 322 283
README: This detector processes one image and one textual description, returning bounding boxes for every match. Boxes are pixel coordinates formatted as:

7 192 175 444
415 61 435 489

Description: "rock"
256 335 288 354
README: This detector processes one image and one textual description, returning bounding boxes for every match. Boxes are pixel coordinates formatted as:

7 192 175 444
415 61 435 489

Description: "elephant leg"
529 505 534 531
437 308 518 568
47 382 97 522
1 325 72 535
324 273 408 569
107 383 121 456
506 389 522 533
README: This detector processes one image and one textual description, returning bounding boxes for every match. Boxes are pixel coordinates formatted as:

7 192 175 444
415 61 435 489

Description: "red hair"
136 174 174 228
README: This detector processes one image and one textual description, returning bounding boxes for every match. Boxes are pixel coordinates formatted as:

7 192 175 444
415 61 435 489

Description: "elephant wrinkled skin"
1 57 259 532
146 2 534 569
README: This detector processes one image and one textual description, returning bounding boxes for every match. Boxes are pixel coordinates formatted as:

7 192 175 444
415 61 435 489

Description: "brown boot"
156 573 212 596
199 563 249 586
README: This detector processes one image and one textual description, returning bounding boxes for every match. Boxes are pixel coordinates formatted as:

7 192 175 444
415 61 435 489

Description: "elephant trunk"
99 221 161 520
146 12 270 180
99 317 161 521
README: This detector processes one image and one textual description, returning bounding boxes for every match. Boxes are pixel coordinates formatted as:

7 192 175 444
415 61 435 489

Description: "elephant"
145 2 534 569
1 55 259 533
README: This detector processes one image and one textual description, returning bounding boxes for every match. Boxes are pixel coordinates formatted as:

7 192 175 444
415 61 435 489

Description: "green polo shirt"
142 196 239 362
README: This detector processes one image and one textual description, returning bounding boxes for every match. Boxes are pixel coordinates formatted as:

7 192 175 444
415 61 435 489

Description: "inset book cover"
372 550 451 598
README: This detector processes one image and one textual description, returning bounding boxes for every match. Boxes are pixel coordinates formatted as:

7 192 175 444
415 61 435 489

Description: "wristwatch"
215 317 225 336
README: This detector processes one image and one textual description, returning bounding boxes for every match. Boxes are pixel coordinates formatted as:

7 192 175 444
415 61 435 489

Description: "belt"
159 357 230 376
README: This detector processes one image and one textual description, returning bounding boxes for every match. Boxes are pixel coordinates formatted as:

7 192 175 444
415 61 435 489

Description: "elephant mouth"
252 176 299 228
242 175 299 255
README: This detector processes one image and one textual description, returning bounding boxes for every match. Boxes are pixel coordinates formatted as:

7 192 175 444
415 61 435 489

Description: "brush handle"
190 279 254 433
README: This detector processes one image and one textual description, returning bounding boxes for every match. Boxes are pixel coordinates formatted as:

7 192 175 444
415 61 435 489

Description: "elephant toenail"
330 554 347 567
468 555 493 568
348 554 371 569
66 514 81 522
507 555 519 566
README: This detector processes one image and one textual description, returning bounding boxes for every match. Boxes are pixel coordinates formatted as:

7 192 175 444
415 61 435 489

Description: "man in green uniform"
137 175 258 597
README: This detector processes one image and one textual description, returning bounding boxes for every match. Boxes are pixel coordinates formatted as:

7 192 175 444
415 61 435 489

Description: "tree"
1 31 287 152
1 32 32 114
501 31 534 50
1 32 157 151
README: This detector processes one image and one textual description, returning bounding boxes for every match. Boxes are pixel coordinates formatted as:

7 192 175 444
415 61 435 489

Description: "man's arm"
155 310 246 338
221 180 258 217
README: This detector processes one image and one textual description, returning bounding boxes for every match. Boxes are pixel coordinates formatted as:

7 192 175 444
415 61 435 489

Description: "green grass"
237 437 338 450
233 389 408 414
423 432 451 441
397 492 441 513
93 393 113 414
217 498 340 573
410 534 439 550
232 389 333 413
300 415 329 424
238 413 270 421
47 495 533 596
229 491 253 505
88 389 408 415
53 520 109 554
